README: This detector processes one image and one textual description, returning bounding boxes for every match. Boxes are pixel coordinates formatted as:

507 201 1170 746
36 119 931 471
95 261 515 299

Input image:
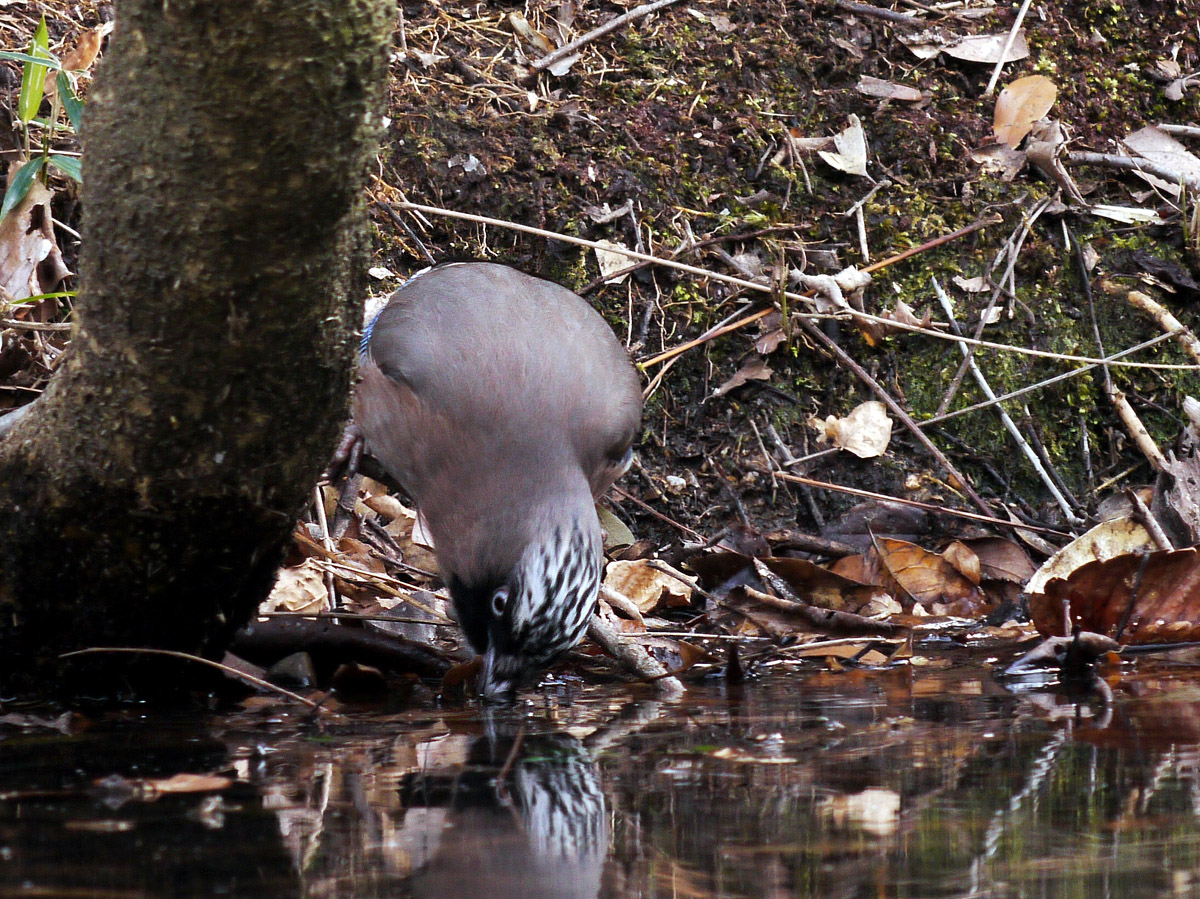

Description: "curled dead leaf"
993 74 1057 148
1029 547 1200 644
814 401 892 459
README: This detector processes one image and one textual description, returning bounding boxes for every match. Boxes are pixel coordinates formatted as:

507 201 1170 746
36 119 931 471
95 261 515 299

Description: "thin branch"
586 614 685 695
0 319 73 331
393 201 1199 371
1066 150 1200 192
797 315 996 519
774 470 1071 537
983 0 1033 96
931 277 1083 525
531 0 685 72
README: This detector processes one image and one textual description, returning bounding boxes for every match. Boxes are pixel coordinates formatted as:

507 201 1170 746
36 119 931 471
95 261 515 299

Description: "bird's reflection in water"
401 724 608 899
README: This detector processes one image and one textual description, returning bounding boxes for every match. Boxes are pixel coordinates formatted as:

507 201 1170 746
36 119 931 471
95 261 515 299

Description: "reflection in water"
403 726 608 899
8 666 1200 897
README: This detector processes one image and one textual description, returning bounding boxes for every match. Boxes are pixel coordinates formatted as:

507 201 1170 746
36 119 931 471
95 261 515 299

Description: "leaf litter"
4 1 1200 711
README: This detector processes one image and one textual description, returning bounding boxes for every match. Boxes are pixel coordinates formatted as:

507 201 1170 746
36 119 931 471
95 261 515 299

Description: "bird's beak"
479 647 522 703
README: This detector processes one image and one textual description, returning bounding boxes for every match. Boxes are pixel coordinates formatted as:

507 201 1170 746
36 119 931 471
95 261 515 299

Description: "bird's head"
450 515 602 702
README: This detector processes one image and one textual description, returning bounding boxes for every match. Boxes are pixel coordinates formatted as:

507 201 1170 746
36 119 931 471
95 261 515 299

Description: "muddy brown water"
1 657 1199 898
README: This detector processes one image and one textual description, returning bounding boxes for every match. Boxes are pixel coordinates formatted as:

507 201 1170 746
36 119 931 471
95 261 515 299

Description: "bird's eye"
491 586 509 617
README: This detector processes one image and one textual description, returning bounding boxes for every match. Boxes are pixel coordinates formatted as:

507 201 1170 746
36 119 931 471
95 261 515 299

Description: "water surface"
1 658 1198 898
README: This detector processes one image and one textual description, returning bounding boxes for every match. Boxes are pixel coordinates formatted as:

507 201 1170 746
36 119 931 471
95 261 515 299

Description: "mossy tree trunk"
0 0 393 695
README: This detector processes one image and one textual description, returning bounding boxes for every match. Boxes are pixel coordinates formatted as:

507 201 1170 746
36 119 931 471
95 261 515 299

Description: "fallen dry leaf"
604 559 692 613
62 24 106 72
1025 517 1156 595
594 240 633 283
993 74 1057 148
817 114 868 176
0 170 72 303
1121 125 1200 197
759 556 890 614
1029 547 1200 644
261 559 327 615
970 142 1027 181
874 537 989 616
943 31 1029 64
814 400 892 459
146 773 234 795
957 536 1036 584
713 358 772 397
856 75 924 103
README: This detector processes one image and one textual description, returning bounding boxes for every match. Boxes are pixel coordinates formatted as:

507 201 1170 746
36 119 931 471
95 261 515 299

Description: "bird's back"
357 262 641 581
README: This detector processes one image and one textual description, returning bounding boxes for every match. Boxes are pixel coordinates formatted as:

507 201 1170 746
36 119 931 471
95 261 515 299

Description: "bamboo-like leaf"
57 72 84 133
48 155 82 183
17 18 53 124
0 50 62 70
0 157 47 221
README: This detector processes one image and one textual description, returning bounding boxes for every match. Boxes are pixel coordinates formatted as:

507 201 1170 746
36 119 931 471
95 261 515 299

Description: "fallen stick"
531 0 685 72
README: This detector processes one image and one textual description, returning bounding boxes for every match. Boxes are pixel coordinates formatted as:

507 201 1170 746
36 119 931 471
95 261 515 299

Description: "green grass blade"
48 155 81 183
5 290 77 307
0 157 47 222
17 18 53 124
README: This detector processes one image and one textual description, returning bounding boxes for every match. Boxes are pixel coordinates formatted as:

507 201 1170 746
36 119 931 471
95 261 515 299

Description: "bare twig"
931 277 1082 524
797 315 996 518
936 196 1052 417
531 0 685 72
392 200 1198 371
833 0 922 26
1159 124 1200 139
773 470 1071 537
1066 151 1200 192
0 319 72 331
983 0 1033 96
1127 290 1200 364
586 614 685 695
1127 488 1175 551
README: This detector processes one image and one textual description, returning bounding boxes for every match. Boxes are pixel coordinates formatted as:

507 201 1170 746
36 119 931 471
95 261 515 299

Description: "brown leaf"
0 170 71 301
829 551 885 586
728 586 908 638
875 537 989 616
815 401 892 458
260 560 327 615
957 537 1036 584
443 656 481 689
941 541 981 585
856 75 925 102
1029 547 1200 644
1025 518 1156 595
942 31 1029 64
713 358 772 397
604 559 691 613
993 74 1057 148
62 25 106 72
759 556 889 614
145 773 234 795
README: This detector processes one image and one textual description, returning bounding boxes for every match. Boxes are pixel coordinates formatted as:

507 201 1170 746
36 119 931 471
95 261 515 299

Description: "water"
2 658 1199 898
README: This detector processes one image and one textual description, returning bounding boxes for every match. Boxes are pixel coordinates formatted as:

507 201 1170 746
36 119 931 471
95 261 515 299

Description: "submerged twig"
59 647 337 714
